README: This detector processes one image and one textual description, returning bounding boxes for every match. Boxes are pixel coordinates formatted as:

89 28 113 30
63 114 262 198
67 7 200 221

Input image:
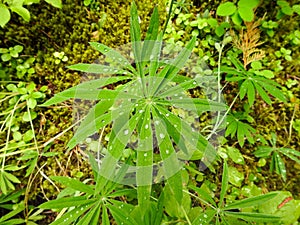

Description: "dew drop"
139 109 144 113
166 113 170 117
159 133 165 139
144 153 147 157
174 94 178 97
155 120 160 125
203 214 208 218
145 124 149 129
193 81 197 85
124 129 129 135
179 96 183 99
166 150 169 154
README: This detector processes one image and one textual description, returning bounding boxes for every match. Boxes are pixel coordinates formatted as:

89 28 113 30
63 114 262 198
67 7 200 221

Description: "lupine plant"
36 1 294 224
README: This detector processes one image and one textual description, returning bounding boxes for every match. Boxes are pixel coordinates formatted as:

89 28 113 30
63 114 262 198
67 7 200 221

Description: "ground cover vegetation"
0 0 299 224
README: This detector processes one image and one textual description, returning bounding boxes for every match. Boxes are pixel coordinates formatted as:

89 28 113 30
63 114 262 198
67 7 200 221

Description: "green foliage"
42 1 225 210
254 133 300 181
0 45 35 80
0 0 62 28
216 0 260 24
0 81 47 193
223 53 286 106
189 161 281 224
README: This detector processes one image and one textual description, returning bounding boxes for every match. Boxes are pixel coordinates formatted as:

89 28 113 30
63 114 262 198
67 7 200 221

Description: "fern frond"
231 16 265 69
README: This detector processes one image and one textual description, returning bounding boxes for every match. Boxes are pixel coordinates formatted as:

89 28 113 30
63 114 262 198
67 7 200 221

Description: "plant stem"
162 0 175 36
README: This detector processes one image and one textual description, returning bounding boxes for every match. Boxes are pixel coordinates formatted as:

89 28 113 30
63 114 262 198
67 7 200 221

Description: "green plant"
42 0 225 212
216 0 260 25
188 161 280 224
0 45 36 80
0 0 62 28
53 52 68 65
274 47 292 61
254 133 300 181
261 20 278 37
0 82 47 193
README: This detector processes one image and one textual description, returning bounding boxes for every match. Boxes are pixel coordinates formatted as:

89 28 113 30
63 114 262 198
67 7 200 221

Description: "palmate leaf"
226 114 256 147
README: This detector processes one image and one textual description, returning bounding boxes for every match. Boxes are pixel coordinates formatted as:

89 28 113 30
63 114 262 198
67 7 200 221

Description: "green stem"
162 0 175 36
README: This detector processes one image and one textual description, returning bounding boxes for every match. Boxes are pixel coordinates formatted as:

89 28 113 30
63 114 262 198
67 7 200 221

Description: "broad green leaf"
227 147 244 164
223 192 278 210
44 0 62 8
219 161 228 207
50 176 94 194
238 0 260 8
224 211 280 222
10 6 30 22
0 4 10 27
238 6 255 21
39 196 96 209
228 166 244 187
216 2 236 16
